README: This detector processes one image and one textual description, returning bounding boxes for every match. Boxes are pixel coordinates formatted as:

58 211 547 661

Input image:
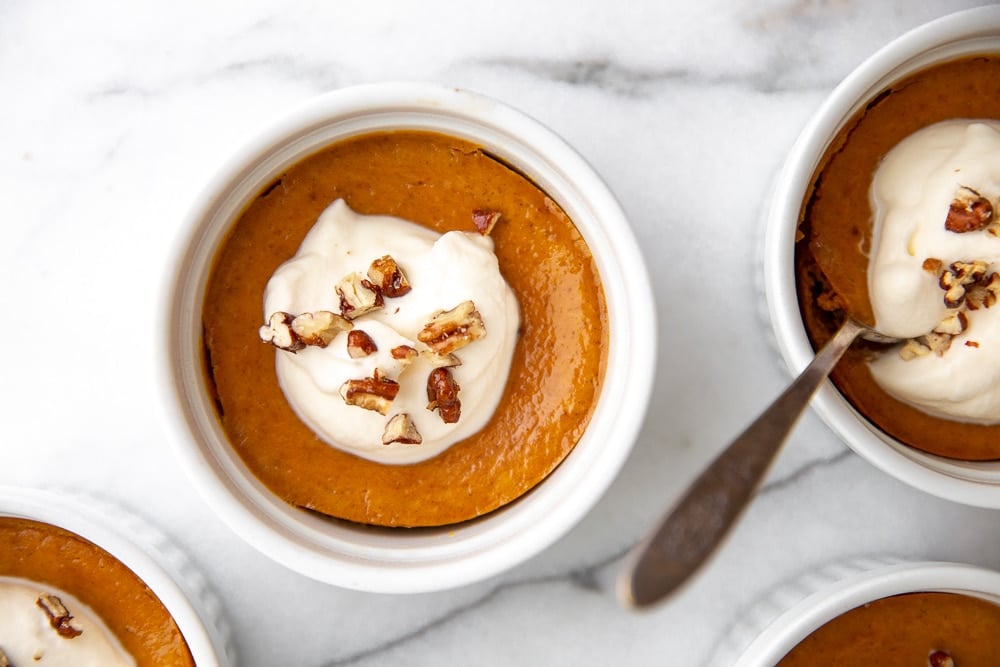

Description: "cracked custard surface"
795 55 1000 460
202 130 608 527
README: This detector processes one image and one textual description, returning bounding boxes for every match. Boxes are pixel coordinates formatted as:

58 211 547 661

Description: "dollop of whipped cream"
0 577 135 666
264 199 520 464
868 120 1000 423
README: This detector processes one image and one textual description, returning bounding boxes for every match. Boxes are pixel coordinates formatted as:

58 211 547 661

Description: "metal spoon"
617 317 897 609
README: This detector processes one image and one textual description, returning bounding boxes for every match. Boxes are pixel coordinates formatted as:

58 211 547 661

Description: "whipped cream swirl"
0 577 135 666
263 199 520 464
868 120 1000 423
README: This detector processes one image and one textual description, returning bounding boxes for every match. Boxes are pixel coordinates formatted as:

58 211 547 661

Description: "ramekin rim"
157 81 656 592
763 6 1000 508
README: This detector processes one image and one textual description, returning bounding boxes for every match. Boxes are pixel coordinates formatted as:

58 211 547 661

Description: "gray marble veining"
2 1 999 665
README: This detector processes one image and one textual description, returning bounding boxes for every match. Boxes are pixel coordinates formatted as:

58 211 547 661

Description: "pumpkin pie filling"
795 54 1000 460
778 592 1000 666
0 517 193 667
202 130 609 527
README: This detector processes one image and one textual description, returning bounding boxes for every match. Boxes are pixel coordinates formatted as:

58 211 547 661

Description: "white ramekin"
160 83 656 593
0 486 233 665
764 7 1000 508
714 558 1000 666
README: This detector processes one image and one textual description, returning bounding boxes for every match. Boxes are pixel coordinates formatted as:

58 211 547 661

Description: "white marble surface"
3 1 1000 665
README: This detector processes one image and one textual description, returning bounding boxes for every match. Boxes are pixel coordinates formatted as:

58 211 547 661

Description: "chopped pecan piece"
426 367 461 424
899 331 958 360
391 345 419 362
899 260 1000 361
945 186 993 233
940 272 967 308
367 255 411 298
928 649 954 667
966 271 1000 310
37 593 83 638
899 338 932 361
347 330 378 358
259 312 305 352
336 273 384 319
417 301 486 355
340 372 399 415
923 331 954 356
939 260 990 308
966 340 981 348
922 257 943 275
421 350 462 368
291 310 353 347
472 209 502 236
933 311 968 336
382 413 422 445
952 260 989 283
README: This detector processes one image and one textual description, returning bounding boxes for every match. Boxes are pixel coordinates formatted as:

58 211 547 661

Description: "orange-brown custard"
202 130 609 527
778 592 1000 666
0 517 194 667
796 54 1000 460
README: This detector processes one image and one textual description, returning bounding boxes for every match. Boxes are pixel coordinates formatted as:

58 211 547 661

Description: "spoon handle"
618 318 864 608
